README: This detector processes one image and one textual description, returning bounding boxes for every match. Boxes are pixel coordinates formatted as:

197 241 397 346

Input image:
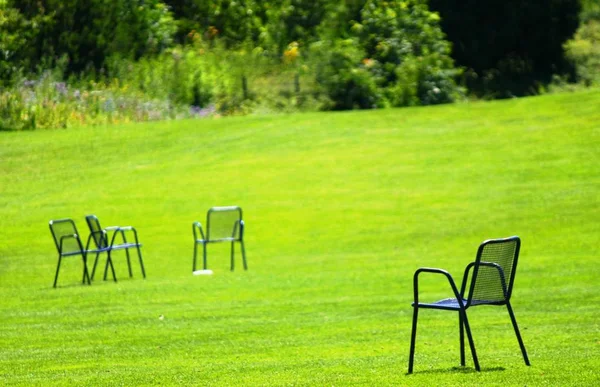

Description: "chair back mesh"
49 219 82 255
207 206 242 241
468 237 520 304
85 215 108 248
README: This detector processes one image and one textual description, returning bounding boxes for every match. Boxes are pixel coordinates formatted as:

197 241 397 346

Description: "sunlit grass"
0 89 599 385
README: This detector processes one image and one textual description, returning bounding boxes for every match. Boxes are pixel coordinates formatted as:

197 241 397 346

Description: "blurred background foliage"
0 0 595 129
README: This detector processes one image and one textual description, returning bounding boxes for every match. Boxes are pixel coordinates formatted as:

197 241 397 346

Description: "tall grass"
0 42 326 131
0 70 200 131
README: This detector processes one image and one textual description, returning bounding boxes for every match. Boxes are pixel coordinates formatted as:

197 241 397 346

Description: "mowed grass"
0 89 599 386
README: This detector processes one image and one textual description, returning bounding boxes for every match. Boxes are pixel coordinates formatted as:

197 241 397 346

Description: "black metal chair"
49 219 92 288
408 236 530 373
85 215 146 282
193 206 247 272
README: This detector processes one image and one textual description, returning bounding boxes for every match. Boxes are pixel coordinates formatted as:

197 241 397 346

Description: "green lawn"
1 89 599 386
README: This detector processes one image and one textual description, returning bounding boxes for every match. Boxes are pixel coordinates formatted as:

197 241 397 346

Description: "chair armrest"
413 268 464 308
108 226 140 247
193 221 206 241
104 226 121 231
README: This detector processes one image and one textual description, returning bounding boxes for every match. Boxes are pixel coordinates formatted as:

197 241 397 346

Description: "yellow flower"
283 42 300 64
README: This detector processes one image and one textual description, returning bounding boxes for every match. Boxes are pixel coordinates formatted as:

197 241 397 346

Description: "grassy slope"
0 89 599 386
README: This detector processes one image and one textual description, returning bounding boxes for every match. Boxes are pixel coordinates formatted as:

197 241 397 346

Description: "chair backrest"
466 236 521 305
206 206 243 241
85 215 108 248
49 219 83 255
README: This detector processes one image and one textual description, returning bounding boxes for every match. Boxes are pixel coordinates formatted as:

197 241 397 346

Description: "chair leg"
120 231 133 277
459 312 465 367
53 255 63 288
109 256 117 282
104 251 118 282
240 240 247 270
506 302 530 366
82 255 91 285
136 246 146 279
230 241 235 271
408 305 419 374
461 310 480 371
125 248 133 278
103 254 109 280
203 243 207 270
91 251 101 280
193 242 198 272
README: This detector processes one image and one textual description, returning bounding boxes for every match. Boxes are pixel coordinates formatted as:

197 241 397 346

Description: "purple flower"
190 104 216 118
54 82 68 95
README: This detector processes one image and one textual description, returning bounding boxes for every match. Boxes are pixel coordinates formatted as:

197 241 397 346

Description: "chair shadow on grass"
406 366 506 376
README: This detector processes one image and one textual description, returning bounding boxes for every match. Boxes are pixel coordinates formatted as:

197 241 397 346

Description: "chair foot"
461 310 480 371
507 302 530 366
408 306 418 374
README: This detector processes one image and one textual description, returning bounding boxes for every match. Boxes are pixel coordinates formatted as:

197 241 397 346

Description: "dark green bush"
311 39 382 110
356 0 461 106
311 0 462 110
3 0 176 77
429 0 581 98
564 20 600 86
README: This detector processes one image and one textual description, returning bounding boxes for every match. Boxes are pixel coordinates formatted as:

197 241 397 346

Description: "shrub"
355 0 462 106
311 39 383 110
429 0 581 98
311 0 462 110
0 71 199 131
2 0 176 77
564 20 600 86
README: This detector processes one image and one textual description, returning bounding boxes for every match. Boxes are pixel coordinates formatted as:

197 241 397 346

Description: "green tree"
428 0 581 97
2 0 176 77
581 0 600 22
564 0 600 86
312 0 461 109
355 0 459 105
165 0 267 46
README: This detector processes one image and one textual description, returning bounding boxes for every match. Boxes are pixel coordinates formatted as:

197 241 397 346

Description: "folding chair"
85 215 146 282
408 236 530 373
49 219 92 288
193 206 247 272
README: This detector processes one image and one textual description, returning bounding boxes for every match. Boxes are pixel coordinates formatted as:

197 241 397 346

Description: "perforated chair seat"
415 298 503 310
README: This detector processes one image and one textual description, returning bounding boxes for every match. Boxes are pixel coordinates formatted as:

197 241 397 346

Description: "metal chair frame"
85 215 146 282
408 236 530 373
49 219 92 288
193 206 247 271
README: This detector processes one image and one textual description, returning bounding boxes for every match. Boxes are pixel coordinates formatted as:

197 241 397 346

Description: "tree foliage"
428 0 581 97
564 0 600 86
0 0 587 111
2 0 176 76
313 0 461 109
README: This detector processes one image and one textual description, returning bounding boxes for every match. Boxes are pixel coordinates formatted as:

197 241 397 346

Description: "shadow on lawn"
406 366 506 375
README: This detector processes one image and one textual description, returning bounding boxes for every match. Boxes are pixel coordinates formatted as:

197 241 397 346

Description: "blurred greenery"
564 0 600 86
428 0 581 98
0 0 594 129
